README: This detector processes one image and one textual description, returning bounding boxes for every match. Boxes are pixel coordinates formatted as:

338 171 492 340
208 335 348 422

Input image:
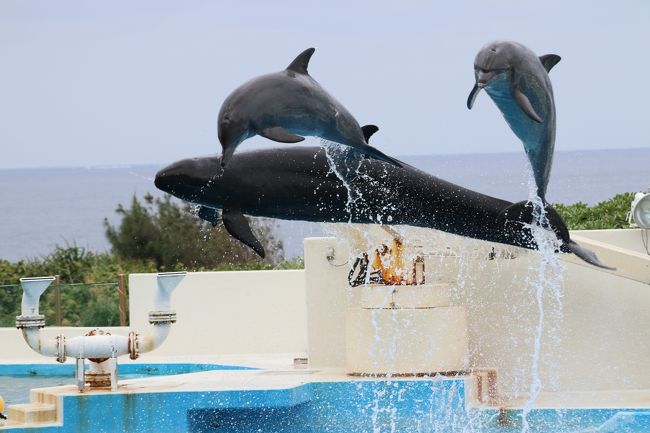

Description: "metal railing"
0 274 128 328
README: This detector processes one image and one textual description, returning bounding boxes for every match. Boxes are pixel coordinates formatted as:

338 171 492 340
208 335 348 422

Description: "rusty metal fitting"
85 329 111 363
148 310 177 324
128 331 139 360
15 315 46 329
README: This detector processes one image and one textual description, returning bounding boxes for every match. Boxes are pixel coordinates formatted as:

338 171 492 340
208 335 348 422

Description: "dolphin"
154 146 612 269
217 47 401 168
467 41 561 201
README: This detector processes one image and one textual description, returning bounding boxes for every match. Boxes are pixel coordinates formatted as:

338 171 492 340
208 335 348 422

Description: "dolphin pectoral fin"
361 125 379 143
260 127 305 144
467 84 481 109
222 208 266 258
198 206 220 227
565 240 616 271
513 89 542 123
539 54 561 73
286 47 316 74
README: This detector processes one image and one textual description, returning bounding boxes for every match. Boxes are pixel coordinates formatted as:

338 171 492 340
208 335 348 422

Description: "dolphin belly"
485 79 553 197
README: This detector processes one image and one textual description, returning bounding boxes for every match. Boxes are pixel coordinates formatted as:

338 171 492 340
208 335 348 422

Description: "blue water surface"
2 374 649 433
0 363 254 405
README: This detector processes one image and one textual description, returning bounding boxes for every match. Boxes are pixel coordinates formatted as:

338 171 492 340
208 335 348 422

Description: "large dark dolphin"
154 147 611 269
467 41 561 201
217 47 401 168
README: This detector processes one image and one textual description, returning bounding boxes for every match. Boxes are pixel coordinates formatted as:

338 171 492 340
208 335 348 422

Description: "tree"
104 194 283 269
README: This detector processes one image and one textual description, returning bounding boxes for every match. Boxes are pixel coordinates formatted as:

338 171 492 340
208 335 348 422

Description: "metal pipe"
16 272 186 364
19 277 54 317
65 334 129 359
139 323 172 354
20 327 61 358
153 271 185 310
16 277 63 360
137 272 186 355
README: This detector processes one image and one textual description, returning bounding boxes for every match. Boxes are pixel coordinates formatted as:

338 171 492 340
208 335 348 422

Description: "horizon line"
1 146 648 172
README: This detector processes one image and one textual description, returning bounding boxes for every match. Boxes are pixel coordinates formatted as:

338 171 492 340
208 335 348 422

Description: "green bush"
554 192 634 230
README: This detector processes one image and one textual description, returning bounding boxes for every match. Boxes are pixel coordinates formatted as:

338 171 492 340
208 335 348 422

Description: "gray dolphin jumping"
217 47 402 168
467 41 561 201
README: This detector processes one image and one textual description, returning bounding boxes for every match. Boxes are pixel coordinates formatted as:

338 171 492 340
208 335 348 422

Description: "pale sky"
1 0 648 169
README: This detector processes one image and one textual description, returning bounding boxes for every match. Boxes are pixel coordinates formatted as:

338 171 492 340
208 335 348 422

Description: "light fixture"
629 190 650 229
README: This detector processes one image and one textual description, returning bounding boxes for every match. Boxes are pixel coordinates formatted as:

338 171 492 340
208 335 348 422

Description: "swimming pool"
0 363 254 405
2 372 649 433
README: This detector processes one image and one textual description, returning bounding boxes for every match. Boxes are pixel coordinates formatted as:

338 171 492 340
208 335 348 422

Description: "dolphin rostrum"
217 47 401 169
154 146 612 269
467 41 561 201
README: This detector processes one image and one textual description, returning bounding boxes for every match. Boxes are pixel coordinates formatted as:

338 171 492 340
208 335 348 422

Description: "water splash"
322 140 363 223
520 174 565 433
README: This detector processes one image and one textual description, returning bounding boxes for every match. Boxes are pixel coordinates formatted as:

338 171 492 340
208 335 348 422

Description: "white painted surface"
128 270 308 357
346 307 468 375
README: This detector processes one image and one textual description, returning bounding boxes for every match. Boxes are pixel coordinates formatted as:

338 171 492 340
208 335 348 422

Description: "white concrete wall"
303 233 650 397
304 238 351 368
128 270 307 357
455 253 650 396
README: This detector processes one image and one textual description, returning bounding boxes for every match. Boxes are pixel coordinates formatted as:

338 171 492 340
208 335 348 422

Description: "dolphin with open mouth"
154 146 612 270
467 41 561 201
217 48 402 169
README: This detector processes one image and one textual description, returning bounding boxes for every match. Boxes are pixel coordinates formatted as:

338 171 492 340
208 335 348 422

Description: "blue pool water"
2 375 649 433
0 363 254 405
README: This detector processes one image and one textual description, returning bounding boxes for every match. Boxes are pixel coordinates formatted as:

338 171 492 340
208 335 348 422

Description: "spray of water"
322 140 363 223
520 174 565 433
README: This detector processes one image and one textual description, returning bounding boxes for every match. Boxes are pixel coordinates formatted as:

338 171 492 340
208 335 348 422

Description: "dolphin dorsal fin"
286 48 316 74
539 54 561 73
361 125 379 143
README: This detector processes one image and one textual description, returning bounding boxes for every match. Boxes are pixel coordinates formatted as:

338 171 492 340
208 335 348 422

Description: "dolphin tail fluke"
222 208 266 258
565 240 616 271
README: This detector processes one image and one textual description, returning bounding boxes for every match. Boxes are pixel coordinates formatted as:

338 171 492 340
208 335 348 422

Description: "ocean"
0 148 648 262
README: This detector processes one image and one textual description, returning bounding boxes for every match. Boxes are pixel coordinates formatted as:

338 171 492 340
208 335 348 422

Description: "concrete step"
7 402 57 424
29 389 58 405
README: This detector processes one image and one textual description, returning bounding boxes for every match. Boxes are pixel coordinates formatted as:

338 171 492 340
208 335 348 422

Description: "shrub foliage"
554 192 634 230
